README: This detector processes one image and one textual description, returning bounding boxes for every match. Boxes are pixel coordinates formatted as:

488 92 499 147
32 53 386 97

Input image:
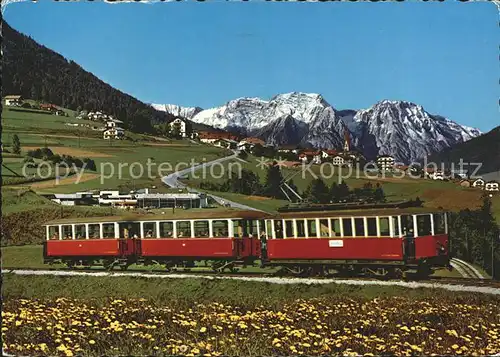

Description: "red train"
43 208 451 278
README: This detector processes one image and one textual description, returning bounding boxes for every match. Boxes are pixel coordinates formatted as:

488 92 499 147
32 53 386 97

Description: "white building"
472 178 485 189
4 95 22 106
167 117 192 138
103 119 124 139
97 191 137 207
136 193 208 209
214 139 238 149
332 155 346 166
485 181 499 192
376 155 395 171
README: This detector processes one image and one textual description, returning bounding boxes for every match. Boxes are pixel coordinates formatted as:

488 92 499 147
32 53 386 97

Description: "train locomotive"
43 207 451 278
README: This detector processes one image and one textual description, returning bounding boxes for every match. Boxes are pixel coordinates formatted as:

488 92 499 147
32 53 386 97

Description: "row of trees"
25 147 96 171
198 164 386 204
449 196 500 279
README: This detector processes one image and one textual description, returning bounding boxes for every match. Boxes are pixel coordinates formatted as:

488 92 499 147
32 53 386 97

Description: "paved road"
161 150 264 212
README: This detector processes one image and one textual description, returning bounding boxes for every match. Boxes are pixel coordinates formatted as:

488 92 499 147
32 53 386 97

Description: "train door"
401 215 415 261
119 222 141 256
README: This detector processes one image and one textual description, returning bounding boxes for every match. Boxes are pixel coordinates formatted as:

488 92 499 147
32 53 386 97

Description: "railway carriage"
44 210 271 271
43 207 450 278
261 208 450 277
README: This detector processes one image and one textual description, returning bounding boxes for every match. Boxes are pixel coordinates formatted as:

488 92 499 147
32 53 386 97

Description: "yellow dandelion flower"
89 340 96 345
200 327 207 333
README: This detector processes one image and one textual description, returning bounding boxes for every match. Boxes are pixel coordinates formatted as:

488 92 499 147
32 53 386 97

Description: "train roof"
44 209 271 225
277 207 447 219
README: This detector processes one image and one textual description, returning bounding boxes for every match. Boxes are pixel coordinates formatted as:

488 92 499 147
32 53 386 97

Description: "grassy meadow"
2 274 500 356
185 155 500 218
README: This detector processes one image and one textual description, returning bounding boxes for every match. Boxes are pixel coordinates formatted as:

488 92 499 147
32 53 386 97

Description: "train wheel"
66 261 75 269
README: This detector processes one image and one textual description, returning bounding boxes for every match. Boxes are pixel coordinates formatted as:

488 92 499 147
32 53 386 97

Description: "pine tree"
306 178 330 204
12 134 21 155
264 164 284 199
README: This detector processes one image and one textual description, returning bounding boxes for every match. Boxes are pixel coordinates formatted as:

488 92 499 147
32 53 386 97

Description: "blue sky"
4 0 499 132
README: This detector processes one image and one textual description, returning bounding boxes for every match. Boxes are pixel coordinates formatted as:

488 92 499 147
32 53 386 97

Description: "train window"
62 225 73 240
285 220 294 238
401 215 414 235
176 221 192 238
259 220 266 236
48 226 59 240
75 225 86 239
102 223 115 239
307 220 317 238
296 220 306 238
274 220 284 239
379 217 390 236
330 219 341 237
354 218 365 237
266 220 273 238
393 216 401 237
319 219 329 237
416 215 432 236
367 218 377 236
213 220 229 237
194 220 210 238
160 222 174 238
143 222 157 238
342 218 353 237
433 213 446 234
233 220 250 238
249 220 259 237
88 224 100 239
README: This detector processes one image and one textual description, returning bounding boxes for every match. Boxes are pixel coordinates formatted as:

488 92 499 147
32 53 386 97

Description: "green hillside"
427 126 500 175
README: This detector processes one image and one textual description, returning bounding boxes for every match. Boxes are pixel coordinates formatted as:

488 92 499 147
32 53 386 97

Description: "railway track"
4 266 500 290
450 258 486 279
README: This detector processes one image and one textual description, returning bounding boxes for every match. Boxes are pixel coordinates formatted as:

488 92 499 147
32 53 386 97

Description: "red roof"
199 131 238 140
302 150 320 156
40 103 57 109
243 137 265 145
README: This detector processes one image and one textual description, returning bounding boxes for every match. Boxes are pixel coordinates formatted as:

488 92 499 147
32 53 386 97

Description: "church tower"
343 126 351 153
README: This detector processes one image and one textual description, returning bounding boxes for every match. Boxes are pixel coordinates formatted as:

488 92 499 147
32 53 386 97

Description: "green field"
2 106 229 193
186 154 500 220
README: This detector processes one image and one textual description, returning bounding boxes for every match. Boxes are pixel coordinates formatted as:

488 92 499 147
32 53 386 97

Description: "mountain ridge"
156 92 481 163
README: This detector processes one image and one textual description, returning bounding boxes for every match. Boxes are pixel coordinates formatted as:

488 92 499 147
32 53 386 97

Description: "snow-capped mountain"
253 114 309 147
351 100 481 163
151 104 203 119
174 92 481 163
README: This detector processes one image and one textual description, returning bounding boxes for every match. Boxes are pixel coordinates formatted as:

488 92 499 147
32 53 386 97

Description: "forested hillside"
427 126 500 174
2 21 174 133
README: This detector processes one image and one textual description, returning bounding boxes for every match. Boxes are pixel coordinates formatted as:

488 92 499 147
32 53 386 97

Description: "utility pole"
493 230 498 280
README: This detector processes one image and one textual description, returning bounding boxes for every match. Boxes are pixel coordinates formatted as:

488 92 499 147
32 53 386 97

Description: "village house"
237 137 265 151
485 181 499 192
166 117 194 138
394 164 409 174
299 150 321 164
332 155 346 167
427 170 445 181
214 139 238 149
376 155 395 171
88 111 110 121
199 131 238 144
321 149 338 160
40 103 58 112
4 95 23 106
277 145 301 154
472 178 486 189
103 118 125 140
